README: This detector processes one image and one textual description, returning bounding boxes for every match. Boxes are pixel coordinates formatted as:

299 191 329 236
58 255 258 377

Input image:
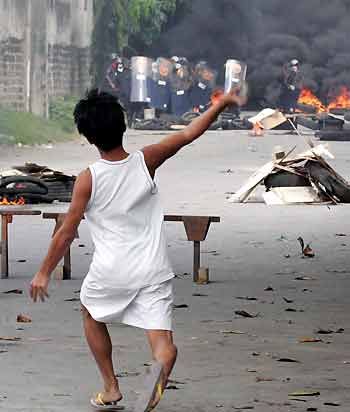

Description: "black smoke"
148 0 350 106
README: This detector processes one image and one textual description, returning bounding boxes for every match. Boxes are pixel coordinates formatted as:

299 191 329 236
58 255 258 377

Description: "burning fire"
251 122 264 137
0 197 25 206
211 88 225 106
328 86 350 111
298 86 350 113
298 88 327 112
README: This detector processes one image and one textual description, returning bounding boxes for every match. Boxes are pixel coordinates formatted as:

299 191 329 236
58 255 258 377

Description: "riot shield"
224 59 247 94
130 56 153 103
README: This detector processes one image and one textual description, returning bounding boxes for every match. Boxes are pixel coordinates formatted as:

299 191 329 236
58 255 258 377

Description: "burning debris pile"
0 163 75 205
229 145 350 205
296 87 350 140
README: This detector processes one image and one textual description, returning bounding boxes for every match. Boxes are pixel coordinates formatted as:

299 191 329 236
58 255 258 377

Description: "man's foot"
149 382 164 411
90 391 124 410
134 362 164 412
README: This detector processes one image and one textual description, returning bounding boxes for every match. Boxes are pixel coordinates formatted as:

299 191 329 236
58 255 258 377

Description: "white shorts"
80 279 173 331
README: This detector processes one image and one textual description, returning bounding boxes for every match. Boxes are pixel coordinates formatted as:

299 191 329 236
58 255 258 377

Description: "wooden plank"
193 241 201 283
1 215 9 278
0 210 41 216
63 248 72 280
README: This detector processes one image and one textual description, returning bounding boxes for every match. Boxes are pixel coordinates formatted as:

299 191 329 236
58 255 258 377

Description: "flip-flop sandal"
134 362 164 412
90 392 125 411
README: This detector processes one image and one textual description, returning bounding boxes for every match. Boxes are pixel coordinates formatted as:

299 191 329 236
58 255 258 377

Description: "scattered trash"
3 289 23 294
116 371 140 378
166 385 180 390
317 328 344 334
255 376 276 382
298 237 315 258
289 391 320 397
0 337 21 341
235 310 259 318
173 304 189 309
277 357 300 363
16 314 32 323
220 330 246 335
326 269 349 274
295 276 315 281
299 338 323 343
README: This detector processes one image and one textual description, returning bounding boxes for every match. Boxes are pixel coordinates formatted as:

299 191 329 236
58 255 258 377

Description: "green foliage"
91 0 182 85
0 109 73 145
49 96 77 133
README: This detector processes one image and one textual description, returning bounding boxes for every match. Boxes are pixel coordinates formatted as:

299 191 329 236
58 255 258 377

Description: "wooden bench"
42 213 220 282
1 209 42 278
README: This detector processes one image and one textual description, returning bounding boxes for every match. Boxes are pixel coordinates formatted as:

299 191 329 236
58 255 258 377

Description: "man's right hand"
30 272 50 302
221 87 248 107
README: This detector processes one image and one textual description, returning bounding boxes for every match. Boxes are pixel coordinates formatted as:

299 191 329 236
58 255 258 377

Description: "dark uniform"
149 58 173 116
279 59 303 113
170 58 193 117
190 62 216 112
101 56 131 110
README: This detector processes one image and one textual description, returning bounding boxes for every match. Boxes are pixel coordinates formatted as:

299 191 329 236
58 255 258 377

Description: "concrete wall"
0 0 93 116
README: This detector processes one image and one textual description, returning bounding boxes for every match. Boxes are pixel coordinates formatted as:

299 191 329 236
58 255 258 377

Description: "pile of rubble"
229 145 350 205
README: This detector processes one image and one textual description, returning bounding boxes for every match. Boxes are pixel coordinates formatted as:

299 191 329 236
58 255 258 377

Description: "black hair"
73 89 126 152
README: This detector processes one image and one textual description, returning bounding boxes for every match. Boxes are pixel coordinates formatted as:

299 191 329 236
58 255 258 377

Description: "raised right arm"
142 90 247 176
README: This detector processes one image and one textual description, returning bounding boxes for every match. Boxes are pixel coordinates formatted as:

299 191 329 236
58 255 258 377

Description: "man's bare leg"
146 330 177 407
82 306 123 403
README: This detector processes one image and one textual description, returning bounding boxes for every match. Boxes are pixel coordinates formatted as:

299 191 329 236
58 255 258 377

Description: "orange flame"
298 88 327 112
251 122 264 137
0 197 25 206
298 86 350 113
328 86 350 111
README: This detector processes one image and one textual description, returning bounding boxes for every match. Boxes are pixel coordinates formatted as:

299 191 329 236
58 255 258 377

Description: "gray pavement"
1 128 350 411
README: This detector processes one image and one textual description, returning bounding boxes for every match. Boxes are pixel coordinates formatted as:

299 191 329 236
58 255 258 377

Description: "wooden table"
43 213 220 282
0 209 42 278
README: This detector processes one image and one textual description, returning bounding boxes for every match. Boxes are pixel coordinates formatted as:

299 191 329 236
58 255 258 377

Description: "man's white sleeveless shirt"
83 151 174 290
